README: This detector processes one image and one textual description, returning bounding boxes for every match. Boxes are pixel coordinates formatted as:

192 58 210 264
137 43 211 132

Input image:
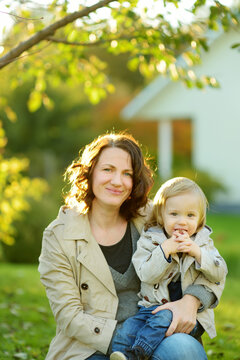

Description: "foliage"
0 1 239 112
2 192 59 263
0 214 240 359
1 80 97 169
150 166 226 203
0 122 48 245
172 167 227 203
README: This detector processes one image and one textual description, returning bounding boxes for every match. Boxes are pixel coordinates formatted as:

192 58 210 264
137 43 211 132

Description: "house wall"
131 30 240 204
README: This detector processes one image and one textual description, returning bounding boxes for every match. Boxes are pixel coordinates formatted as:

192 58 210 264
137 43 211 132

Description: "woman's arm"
152 294 200 336
152 284 217 336
38 229 116 354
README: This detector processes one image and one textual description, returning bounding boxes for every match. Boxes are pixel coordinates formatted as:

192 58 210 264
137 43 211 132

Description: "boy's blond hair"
148 177 208 231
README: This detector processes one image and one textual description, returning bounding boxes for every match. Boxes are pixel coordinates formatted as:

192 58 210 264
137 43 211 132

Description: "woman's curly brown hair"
64 132 154 220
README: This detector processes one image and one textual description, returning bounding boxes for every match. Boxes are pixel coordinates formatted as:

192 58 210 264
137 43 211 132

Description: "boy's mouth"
174 228 188 234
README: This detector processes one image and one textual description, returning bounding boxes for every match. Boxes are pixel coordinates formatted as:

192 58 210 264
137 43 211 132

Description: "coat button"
161 298 168 304
81 283 88 290
94 327 100 334
154 284 159 290
168 272 173 279
144 296 150 302
214 260 220 266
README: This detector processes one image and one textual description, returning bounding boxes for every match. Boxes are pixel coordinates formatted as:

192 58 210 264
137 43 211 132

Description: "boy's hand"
174 230 201 264
161 233 179 259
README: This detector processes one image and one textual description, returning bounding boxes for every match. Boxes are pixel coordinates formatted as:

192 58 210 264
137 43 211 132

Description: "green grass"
207 213 240 279
0 263 55 360
0 214 239 359
201 214 240 359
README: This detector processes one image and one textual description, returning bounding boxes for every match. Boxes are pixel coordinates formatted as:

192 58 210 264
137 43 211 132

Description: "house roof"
121 29 223 120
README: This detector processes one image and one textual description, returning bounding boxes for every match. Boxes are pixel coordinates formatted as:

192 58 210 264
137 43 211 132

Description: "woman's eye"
124 172 133 177
170 212 177 216
188 213 195 217
103 168 111 172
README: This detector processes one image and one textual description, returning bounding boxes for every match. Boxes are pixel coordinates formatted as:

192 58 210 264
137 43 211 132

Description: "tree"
0 121 48 245
0 0 239 111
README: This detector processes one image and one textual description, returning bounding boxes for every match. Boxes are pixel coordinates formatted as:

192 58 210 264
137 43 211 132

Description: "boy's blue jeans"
111 305 204 358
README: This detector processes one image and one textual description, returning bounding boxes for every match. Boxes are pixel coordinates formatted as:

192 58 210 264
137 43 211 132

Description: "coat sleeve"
196 238 228 283
186 273 226 310
38 228 117 354
132 231 172 284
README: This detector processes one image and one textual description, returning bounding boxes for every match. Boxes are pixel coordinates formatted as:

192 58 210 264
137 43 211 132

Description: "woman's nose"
111 172 122 185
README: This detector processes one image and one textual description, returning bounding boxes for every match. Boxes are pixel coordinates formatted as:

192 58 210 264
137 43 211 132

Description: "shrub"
2 177 62 263
150 167 226 204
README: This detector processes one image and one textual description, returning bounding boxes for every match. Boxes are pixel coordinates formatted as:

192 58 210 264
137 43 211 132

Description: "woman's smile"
106 187 123 195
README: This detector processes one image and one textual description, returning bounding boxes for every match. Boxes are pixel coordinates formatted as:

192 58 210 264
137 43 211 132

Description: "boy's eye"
188 213 195 217
170 212 177 216
103 168 111 172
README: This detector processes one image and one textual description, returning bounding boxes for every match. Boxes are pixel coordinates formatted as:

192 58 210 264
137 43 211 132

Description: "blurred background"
0 0 240 359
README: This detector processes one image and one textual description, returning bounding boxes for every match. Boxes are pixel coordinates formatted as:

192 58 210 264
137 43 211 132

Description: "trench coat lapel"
62 208 117 296
77 239 117 297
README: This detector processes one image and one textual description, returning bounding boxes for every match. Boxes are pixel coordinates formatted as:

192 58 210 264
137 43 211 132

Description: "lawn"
0 263 55 360
0 214 239 359
202 213 240 359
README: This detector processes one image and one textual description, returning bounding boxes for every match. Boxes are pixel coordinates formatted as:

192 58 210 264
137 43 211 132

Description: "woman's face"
91 147 133 210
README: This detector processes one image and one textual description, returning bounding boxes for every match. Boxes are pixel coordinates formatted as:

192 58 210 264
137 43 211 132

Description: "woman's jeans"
86 334 207 360
111 305 206 359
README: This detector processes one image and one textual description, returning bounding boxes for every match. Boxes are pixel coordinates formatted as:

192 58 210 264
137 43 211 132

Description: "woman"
39 132 214 360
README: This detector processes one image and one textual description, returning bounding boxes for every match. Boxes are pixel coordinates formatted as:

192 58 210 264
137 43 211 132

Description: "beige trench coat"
38 206 149 360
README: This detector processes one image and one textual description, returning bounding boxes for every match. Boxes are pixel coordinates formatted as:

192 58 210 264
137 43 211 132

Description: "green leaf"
27 91 42 112
231 43 240 49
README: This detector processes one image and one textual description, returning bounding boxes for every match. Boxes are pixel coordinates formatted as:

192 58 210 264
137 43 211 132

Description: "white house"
121 29 240 206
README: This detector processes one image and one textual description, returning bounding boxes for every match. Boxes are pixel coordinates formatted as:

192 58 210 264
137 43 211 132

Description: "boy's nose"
178 216 187 225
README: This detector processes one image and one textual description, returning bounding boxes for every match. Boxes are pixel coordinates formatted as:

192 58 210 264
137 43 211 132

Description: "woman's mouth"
106 188 123 195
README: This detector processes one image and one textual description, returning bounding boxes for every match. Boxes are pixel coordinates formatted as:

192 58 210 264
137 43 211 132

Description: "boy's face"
162 191 201 238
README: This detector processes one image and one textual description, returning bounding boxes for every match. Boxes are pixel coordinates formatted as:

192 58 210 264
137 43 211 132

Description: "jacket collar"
58 206 92 241
59 205 151 242
194 225 212 246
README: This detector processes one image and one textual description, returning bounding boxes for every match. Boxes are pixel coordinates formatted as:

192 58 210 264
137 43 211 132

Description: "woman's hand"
152 295 200 336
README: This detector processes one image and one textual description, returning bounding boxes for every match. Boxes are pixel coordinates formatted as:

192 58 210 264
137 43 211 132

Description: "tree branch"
46 36 107 47
0 0 115 70
46 34 136 47
0 43 51 67
0 10 43 21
